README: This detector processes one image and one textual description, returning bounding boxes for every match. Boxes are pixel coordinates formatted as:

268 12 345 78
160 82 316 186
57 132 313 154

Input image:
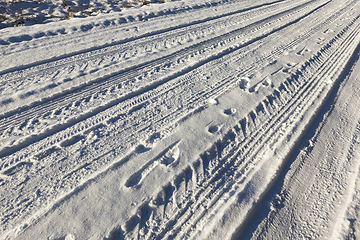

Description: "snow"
1 0 360 239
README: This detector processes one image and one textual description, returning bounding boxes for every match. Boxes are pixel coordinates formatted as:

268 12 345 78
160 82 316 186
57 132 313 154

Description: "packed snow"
1 0 360 239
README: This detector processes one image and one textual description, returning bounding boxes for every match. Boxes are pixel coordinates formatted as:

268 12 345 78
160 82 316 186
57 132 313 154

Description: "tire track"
110 12 360 239
0 0 352 176
0 0 306 125
0 0 352 177
0 0 289 95
53 0 355 178
0 0 355 233
0 0 330 158
0 0 284 58
0 0 310 124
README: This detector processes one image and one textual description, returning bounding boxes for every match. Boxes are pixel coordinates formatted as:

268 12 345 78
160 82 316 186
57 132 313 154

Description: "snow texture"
1 0 360 239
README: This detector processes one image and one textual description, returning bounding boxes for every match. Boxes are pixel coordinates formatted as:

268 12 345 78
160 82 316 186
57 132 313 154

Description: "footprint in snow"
224 108 236 116
208 125 221 133
239 77 250 91
125 140 182 188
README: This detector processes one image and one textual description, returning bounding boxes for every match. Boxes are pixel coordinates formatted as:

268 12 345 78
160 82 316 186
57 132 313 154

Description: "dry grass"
0 0 171 28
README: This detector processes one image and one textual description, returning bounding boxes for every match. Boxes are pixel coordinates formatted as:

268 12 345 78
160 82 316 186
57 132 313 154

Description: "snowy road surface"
1 0 360 239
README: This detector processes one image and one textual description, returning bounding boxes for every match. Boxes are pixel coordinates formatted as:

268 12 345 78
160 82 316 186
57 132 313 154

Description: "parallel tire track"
0 0 313 128
0 0 353 173
0 0 358 237
0 0 289 88
111 12 360 239
1 0 355 175
0 0 297 115
0 0 330 159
